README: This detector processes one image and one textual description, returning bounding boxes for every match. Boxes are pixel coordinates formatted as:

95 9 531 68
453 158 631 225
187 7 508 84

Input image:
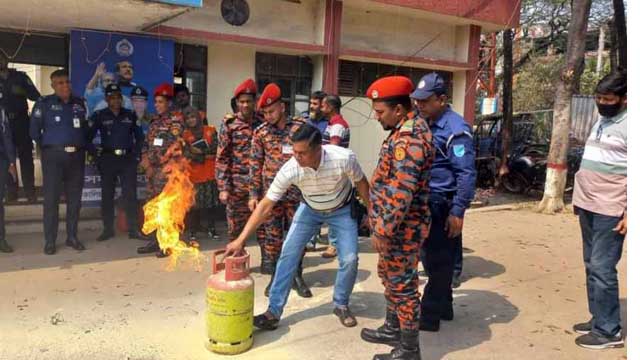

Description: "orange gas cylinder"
205 250 254 355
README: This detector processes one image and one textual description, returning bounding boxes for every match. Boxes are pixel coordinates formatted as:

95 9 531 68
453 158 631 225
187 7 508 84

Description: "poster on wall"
69 29 175 207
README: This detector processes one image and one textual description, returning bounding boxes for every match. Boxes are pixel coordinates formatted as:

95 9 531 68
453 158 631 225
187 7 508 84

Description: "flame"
142 142 202 271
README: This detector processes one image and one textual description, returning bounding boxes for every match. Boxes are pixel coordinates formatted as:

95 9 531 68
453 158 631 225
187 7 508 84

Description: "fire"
142 142 202 271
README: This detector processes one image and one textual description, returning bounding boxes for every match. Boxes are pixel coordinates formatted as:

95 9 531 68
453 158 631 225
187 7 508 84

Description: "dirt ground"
0 208 627 360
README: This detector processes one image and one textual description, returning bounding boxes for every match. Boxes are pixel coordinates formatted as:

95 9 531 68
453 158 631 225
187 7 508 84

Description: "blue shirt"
301 111 329 134
30 95 88 148
424 106 476 217
87 107 145 156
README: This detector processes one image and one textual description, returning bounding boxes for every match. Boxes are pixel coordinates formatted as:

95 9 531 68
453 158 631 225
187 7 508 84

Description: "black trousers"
98 153 139 232
0 157 8 240
41 148 85 245
419 193 455 321
7 124 35 198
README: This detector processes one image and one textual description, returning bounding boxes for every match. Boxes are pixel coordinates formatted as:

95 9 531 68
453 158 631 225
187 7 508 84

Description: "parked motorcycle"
502 142 584 194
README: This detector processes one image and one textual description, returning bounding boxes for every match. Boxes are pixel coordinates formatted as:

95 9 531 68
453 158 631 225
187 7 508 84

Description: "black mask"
596 102 622 118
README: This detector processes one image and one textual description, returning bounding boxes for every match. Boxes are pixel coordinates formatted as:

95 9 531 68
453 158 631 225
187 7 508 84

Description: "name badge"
73 117 80 128
282 145 293 155
153 138 164 146
55 116 61 122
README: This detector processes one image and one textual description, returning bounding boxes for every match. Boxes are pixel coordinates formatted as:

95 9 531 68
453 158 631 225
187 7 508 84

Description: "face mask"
596 102 622 118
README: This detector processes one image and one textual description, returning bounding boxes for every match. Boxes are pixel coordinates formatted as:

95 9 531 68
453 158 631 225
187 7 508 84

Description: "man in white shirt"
225 124 370 329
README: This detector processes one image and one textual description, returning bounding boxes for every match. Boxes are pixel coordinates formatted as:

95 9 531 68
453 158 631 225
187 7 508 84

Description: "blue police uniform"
87 86 145 240
0 108 16 252
410 73 476 331
30 93 88 253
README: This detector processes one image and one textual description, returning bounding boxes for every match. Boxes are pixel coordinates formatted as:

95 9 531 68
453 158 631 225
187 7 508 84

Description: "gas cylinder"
205 249 254 355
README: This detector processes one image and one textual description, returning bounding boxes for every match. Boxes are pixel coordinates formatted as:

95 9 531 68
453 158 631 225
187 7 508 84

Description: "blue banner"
70 29 174 206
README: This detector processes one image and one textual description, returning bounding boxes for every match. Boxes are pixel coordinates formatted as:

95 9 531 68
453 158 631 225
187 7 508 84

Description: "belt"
307 194 352 215
431 191 455 200
103 148 131 156
43 145 81 153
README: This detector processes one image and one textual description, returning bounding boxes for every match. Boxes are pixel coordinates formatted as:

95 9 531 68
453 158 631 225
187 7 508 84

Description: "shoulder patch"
223 113 236 124
453 144 465 157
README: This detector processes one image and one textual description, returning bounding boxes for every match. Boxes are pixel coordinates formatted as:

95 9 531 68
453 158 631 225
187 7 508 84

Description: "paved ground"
0 208 627 360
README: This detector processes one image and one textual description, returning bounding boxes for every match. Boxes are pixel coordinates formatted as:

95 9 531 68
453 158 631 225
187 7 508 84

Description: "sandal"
334 307 358 327
254 312 279 331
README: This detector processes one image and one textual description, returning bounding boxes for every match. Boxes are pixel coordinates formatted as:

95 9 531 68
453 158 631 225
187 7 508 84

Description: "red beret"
366 76 414 100
154 83 174 98
257 83 282 110
233 78 257 98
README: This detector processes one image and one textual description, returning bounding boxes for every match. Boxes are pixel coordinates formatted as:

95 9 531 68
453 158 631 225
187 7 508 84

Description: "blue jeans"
268 203 359 318
307 225 338 247
577 207 625 337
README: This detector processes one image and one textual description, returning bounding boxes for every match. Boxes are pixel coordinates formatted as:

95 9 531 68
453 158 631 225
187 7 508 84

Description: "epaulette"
399 118 415 135
255 121 269 132
291 116 306 125
223 113 236 124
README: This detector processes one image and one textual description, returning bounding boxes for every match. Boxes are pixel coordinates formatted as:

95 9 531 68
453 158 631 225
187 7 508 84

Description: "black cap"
130 86 148 99
105 84 122 97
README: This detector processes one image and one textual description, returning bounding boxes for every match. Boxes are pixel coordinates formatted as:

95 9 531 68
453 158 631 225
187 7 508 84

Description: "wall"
206 42 256 128
340 4 457 61
168 0 325 46
451 71 467 116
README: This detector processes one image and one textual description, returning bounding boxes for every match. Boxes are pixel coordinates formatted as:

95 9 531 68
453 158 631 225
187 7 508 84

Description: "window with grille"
255 52 313 116
174 44 208 111
338 60 453 98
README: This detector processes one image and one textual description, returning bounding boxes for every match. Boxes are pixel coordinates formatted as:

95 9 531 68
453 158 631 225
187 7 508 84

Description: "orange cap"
233 78 257 98
366 76 414 100
257 83 282 110
154 83 174 98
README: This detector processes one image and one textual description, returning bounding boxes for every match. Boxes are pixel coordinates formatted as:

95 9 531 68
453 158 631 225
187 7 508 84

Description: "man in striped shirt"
225 124 370 329
572 70 626 350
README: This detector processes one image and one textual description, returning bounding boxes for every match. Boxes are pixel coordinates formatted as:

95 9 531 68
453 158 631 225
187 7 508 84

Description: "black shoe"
207 227 219 239
96 229 115 242
128 230 148 240
292 272 312 298
419 317 440 332
0 239 14 253
575 331 624 349
253 312 279 331
573 320 592 335
44 242 56 255
361 310 400 345
156 249 170 258
452 275 462 289
373 329 421 360
65 238 86 251
137 240 160 254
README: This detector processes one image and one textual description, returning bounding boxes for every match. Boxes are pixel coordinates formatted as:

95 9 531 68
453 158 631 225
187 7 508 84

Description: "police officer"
0 107 17 252
130 85 152 135
0 52 40 203
360 76 433 360
410 72 476 332
30 69 88 255
88 84 146 242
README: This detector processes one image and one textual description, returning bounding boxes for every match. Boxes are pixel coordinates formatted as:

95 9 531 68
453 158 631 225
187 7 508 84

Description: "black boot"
361 310 400 345
128 230 148 240
96 228 115 242
0 238 13 253
261 257 276 276
372 329 421 360
65 237 86 251
137 240 160 254
292 263 312 298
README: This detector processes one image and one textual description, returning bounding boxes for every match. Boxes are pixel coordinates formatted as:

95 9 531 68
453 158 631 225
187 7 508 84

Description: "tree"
536 0 592 214
612 0 627 69
498 29 514 182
